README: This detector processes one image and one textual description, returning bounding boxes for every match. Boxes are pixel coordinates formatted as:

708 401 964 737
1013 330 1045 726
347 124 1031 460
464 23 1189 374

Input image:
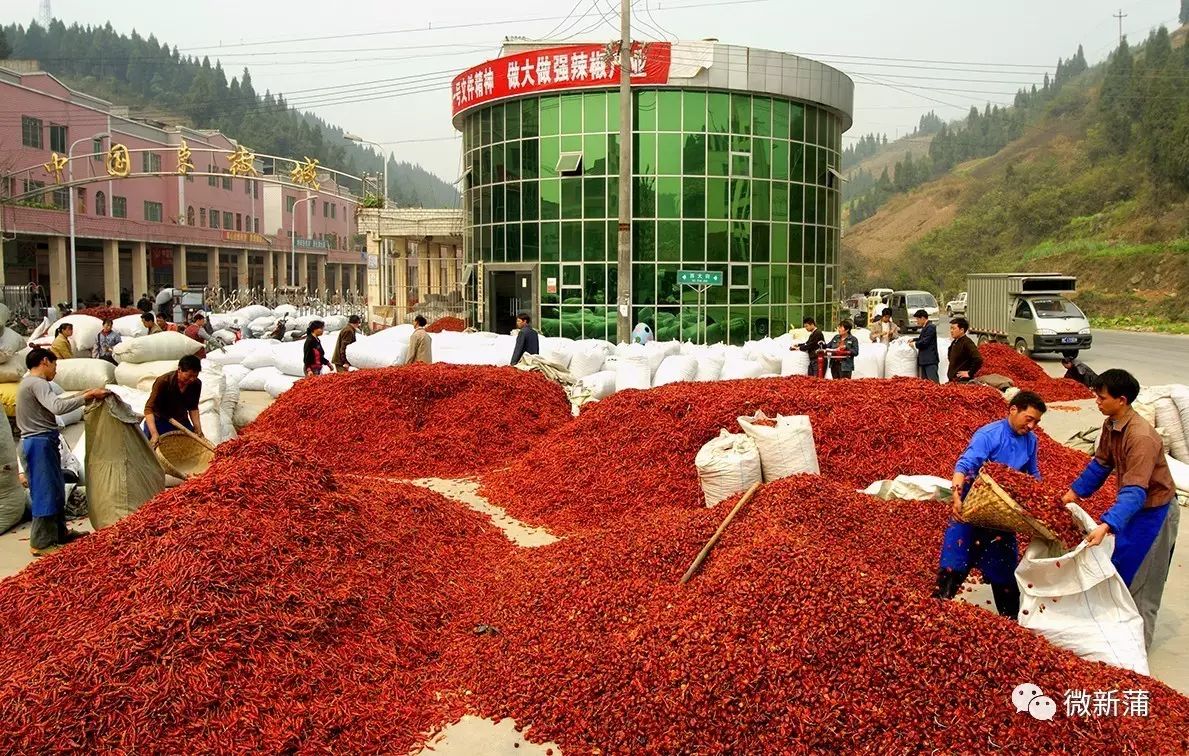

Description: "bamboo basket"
961 472 1062 543
154 431 214 480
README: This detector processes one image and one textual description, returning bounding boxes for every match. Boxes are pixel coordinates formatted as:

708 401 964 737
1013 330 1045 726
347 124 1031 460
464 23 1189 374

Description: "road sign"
678 270 723 286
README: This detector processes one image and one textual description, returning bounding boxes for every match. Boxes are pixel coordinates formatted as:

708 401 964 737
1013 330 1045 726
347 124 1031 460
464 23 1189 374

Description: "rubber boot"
991 583 1021 620
933 568 968 601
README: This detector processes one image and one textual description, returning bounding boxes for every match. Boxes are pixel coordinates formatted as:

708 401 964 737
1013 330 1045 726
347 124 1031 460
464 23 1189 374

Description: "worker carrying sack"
84 395 166 530
696 430 762 508
1015 503 1148 674
737 410 820 482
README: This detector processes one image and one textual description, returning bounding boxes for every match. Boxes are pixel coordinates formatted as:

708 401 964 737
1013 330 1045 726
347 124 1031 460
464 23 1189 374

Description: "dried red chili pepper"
426 316 467 334
981 462 1087 546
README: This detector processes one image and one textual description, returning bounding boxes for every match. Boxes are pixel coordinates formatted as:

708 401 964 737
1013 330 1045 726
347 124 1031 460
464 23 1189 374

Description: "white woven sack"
53 358 116 391
273 304 298 318
323 315 348 332
578 370 617 400
653 355 698 387
114 360 176 389
644 341 681 376
221 364 251 389
1153 397 1188 463
104 385 149 416
219 378 241 442
239 366 282 393
1016 504 1148 674
0 352 28 383
205 339 256 366
112 332 201 365
696 430 762 508
781 350 810 377
695 353 725 382
48 382 84 427
568 346 606 379
886 338 918 378
241 343 278 370
736 410 820 482
55 314 103 357
853 342 887 380
614 354 651 392
113 314 148 338
721 359 764 381
347 340 406 369
937 337 952 384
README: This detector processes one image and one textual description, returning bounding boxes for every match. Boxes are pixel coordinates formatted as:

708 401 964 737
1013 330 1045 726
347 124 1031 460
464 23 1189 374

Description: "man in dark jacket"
794 317 826 376
911 309 940 382
947 317 984 383
510 312 539 365
1061 357 1097 387
136 293 153 313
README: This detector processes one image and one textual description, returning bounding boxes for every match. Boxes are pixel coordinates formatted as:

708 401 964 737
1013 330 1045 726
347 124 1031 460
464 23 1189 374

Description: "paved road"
1033 330 1189 387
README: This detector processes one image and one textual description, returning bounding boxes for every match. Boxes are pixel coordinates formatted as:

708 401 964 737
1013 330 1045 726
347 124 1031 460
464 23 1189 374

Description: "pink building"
0 63 367 309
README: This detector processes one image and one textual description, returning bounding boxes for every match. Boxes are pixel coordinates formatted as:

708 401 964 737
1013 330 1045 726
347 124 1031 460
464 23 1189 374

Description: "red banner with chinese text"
451 42 672 117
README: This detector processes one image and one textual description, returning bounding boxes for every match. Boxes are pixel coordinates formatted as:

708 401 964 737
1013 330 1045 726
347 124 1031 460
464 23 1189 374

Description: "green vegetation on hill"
1 21 459 208
846 24 1189 331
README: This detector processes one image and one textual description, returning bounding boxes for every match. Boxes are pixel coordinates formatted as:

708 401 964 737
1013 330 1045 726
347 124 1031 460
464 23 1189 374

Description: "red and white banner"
451 42 672 117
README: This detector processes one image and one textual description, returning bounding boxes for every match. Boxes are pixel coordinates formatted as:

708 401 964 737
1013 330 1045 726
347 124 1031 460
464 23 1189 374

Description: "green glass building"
456 42 854 343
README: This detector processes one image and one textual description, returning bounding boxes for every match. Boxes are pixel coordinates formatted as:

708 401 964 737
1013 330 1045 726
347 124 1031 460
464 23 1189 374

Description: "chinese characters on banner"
451 42 672 116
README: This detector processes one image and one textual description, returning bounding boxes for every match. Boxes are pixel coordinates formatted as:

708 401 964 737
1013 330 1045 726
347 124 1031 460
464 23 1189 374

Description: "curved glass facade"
462 87 842 344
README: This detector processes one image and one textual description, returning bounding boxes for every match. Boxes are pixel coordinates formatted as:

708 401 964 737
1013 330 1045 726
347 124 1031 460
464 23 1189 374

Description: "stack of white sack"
115 360 178 389
434 331 516 366
208 305 273 333
577 370 617 400
539 337 576 370
113 313 149 338
0 327 29 382
1139 385 1189 463
346 325 411 368
113 331 202 364
614 344 652 391
653 354 698 386
567 341 611 379
37 314 103 357
52 358 116 391
273 331 343 377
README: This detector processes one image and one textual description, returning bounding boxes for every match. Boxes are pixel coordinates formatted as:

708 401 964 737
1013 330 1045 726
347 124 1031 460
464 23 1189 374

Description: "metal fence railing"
201 287 369 322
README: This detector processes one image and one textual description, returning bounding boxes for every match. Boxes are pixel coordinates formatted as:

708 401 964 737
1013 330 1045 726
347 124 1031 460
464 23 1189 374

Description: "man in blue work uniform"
1062 369 1179 648
933 390 1048 618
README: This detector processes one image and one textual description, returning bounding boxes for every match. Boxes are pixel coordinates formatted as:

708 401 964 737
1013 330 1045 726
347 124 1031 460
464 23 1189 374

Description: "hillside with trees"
0 21 459 208
842 22 1189 331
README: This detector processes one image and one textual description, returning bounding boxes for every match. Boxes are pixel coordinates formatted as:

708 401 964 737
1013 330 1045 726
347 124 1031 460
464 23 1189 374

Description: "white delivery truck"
966 273 1092 358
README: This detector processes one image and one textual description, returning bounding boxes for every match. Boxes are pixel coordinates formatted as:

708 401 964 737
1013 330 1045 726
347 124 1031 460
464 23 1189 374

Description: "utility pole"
1113 8 1127 46
615 0 633 344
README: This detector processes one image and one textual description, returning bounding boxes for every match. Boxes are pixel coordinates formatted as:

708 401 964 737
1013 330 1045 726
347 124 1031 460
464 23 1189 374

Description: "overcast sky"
2 0 1181 181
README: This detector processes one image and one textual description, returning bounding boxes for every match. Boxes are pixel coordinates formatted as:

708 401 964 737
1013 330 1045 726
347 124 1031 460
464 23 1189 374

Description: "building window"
112 196 128 218
49 124 68 153
21 117 43 149
222 174 232 191
76 187 86 212
286 196 296 213
91 138 104 161
200 208 207 227
208 166 217 187
223 211 233 229
331 203 337 220
51 188 69 209
144 201 163 222
142 152 162 173
252 182 259 199
95 191 107 216
210 209 221 229
323 202 329 218
557 152 583 175
253 217 260 233
187 206 196 226
235 213 242 231
245 180 252 195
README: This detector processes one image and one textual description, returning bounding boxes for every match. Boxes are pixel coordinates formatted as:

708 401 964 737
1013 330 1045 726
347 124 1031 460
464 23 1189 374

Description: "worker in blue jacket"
934 390 1048 619
911 309 940 382
1062 369 1179 648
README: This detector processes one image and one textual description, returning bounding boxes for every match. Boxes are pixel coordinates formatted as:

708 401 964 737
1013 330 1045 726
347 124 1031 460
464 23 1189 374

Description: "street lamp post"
345 133 390 304
289 194 316 288
68 132 108 311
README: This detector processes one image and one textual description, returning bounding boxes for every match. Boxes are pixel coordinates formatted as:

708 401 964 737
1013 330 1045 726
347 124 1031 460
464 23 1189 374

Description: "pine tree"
1181 0 1188 25
0 26 10 59
1099 38 1134 152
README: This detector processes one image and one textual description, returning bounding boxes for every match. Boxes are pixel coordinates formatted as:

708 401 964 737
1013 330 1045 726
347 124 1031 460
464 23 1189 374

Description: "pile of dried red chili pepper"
980 461 1088 546
241 364 573 478
426 316 467 333
75 305 142 321
978 342 1094 402
0 371 1184 753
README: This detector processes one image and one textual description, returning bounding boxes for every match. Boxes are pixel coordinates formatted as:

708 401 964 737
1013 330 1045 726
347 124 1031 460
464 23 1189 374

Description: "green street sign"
678 270 723 286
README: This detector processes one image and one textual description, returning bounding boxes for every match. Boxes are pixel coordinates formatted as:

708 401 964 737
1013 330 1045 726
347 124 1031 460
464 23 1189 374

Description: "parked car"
841 295 869 328
946 291 967 316
888 290 940 333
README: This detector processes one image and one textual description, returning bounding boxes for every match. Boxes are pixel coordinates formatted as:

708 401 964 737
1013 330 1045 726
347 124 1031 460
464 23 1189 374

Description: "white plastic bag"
721 359 764 381
695 353 725 382
568 346 606 379
239 366 282 393
780 350 810 377
853 343 887 380
578 370 617 400
696 430 762 508
885 338 918 379
736 411 820 482
1015 503 1149 674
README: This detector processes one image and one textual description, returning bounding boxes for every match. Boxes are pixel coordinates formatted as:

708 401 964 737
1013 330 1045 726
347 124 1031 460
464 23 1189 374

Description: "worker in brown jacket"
332 315 361 371
1062 369 1179 648
946 317 983 383
405 315 432 365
